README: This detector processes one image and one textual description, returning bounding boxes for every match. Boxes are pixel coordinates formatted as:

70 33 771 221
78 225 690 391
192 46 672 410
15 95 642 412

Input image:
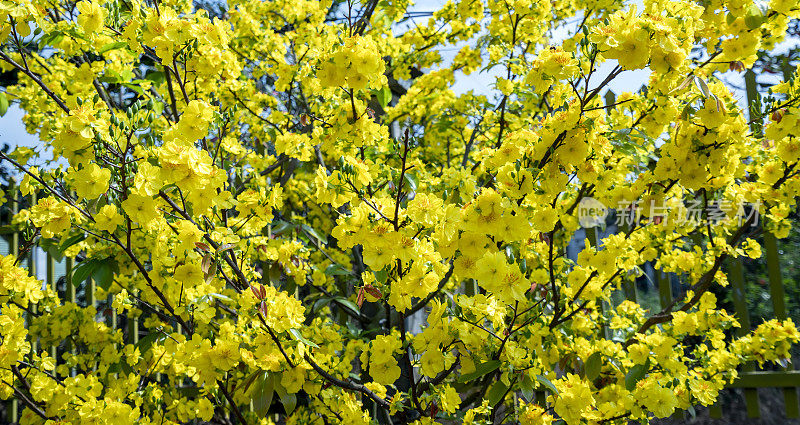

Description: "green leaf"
403 173 418 192
535 374 559 396
458 360 501 383
376 85 391 108
271 220 294 236
217 243 236 252
38 238 62 262
121 82 144 96
608 358 625 375
313 297 333 312
694 77 711 98
144 70 166 86
152 100 164 117
135 331 167 354
118 361 134 375
267 262 283 285
744 14 763 29
72 259 99 284
98 41 128 54
284 276 296 294
335 297 361 315
584 352 602 381
301 224 325 245
92 260 115 290
209 293 233 303
0 92 8 117
59 233 86 255
744 4 764 29
487 380 509 406
99 70 122 84
251 372 274 418
38 31 64 49
345 320 362 337
280 392 297 415
108 360 134 375
625 360 649 391
176 386 200 397
373 268 388 284
519 374 535 402
289 328 319 348
239 370 261 397
273 378 297 415
324 264 352 276
205 261 217 283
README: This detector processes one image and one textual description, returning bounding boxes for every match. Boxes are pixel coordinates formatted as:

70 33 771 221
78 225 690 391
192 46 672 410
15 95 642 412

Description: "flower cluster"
1 0 800 422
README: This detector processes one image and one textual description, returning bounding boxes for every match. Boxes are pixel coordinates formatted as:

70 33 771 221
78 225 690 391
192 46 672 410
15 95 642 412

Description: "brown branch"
623 212 761 347
219 382 249 424
405 261 455 316
303 353 391 409
393 129 411 231
158 190 249 291
2 381 53 421
0 50 69 114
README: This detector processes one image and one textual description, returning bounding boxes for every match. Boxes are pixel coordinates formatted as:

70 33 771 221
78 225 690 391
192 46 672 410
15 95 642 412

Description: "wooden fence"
0 189 141 424
588 224 800 421
1 186 800 423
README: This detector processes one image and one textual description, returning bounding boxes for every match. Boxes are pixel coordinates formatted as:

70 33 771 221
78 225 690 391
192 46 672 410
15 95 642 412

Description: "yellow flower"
174 263 203 287
532 206 557 233
520 401 553 425
439 385 461 413
77 1 107 34
95 204 123 232
121 193 159 225
612 28 651 70
370 359 401 385
553 374 595 425
69 163 111 200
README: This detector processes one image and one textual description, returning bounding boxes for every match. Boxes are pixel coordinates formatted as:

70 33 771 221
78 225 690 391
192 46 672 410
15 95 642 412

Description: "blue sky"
1 105 39 158
1 2 797 167
0 6 651 163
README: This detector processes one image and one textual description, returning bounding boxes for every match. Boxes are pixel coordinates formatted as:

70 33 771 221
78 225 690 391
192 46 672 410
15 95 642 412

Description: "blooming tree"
1 0 800 423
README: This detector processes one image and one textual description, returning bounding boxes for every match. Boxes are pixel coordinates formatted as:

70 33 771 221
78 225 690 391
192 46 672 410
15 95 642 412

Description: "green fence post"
10 188 18 425
764 232 800 418
87 276 96 309
707 398 723 419
585 228 612 341
656 268 671 311
26 197 37 362
652 266 684 420
65 258 75 301
730 65 764 419
621 278 636 303
66 257 75 377
47 253 57 360
730 257 760 417
128 312 139 344
86 274 96 375
109 294 117 329
619 222 637 303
